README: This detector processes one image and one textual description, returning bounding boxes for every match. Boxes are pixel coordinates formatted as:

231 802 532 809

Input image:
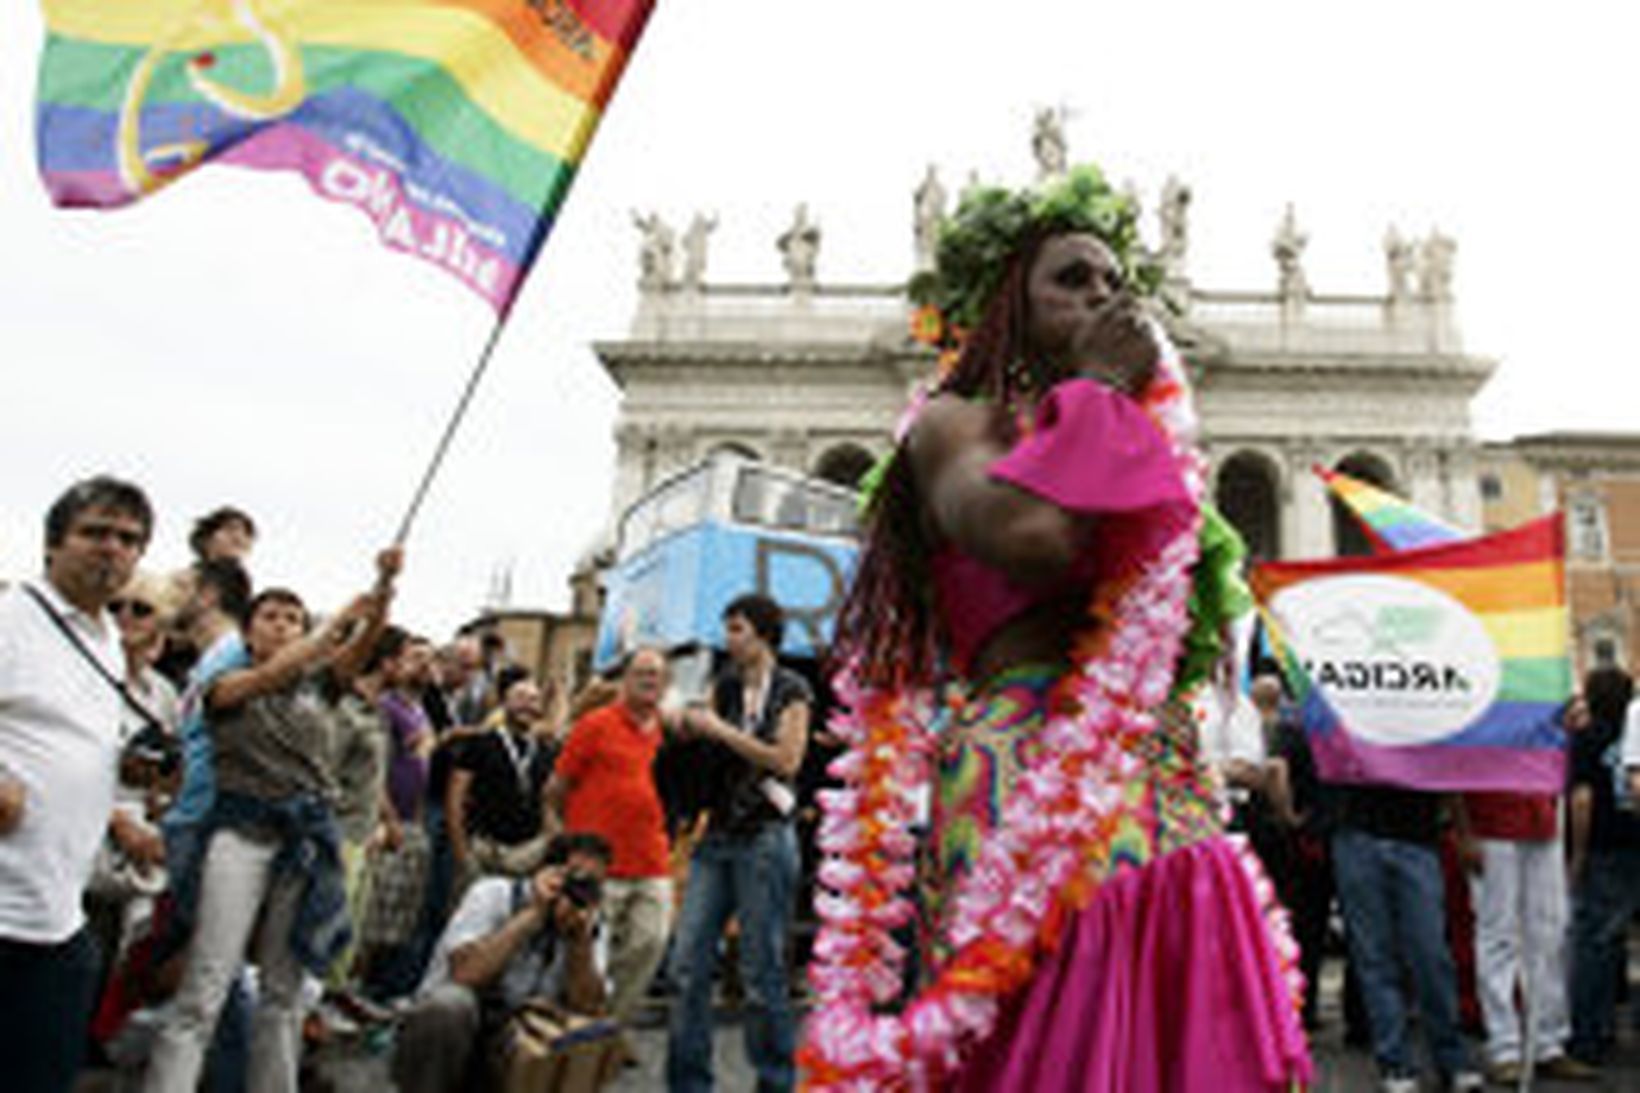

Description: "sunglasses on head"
109 599 156 619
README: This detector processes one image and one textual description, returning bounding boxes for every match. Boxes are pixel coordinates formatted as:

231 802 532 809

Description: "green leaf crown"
908 164 1162 344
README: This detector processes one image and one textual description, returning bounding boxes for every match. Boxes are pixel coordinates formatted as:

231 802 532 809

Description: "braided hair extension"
832 236 1050 689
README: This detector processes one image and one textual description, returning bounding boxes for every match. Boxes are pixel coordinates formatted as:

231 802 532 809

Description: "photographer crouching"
391 831 614 1093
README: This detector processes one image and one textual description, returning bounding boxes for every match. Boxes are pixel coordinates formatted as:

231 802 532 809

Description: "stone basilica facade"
593 119 1493 568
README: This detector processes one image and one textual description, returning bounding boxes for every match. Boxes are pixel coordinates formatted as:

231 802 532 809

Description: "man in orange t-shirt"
545 648 672 1023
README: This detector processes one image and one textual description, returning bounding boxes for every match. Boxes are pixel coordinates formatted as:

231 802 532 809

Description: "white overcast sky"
2 1 1635 637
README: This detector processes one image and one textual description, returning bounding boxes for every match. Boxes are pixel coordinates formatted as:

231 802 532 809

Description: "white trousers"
144 828 305 1093
602 875 673 1023
1468 837 1571 1065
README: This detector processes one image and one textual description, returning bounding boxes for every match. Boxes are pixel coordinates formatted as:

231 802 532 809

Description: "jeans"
667 822 800 1093
0 928 101 1093
1333 827 1474 1078
1468 837 1571 1065
1568 843 1640 1061
422 803 455 947
144 828 305 1093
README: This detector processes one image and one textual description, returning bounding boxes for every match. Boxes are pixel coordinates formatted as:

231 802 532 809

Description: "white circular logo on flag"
1270 574 1500 746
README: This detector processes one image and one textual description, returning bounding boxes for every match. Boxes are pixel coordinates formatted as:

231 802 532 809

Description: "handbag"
494 999 627 1093
86 835 168 901
359 825 431 950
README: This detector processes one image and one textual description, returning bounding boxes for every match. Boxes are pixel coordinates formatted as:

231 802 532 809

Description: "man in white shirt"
0 475 156 1092
392 832 613 1093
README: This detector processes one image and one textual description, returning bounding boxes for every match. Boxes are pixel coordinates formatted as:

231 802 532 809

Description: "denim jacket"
207 791 352 975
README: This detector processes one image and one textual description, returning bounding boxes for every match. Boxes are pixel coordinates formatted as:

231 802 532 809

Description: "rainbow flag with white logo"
1251 514 1569 793
35 0 654 313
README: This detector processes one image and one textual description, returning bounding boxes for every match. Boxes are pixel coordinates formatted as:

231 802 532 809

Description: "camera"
560 870 603 909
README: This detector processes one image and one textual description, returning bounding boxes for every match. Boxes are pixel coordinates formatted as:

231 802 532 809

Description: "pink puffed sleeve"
989 378 1195 573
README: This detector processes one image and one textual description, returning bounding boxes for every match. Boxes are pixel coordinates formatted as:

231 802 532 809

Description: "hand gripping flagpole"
391 309 510 547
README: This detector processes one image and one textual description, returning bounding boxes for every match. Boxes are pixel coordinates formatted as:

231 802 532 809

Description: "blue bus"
594 452 861 676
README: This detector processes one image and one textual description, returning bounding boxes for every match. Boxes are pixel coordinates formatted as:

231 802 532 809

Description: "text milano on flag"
1251 515 1571 794
36 0 656 313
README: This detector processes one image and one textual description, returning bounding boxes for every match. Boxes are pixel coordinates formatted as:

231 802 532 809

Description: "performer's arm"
909 395 1089 584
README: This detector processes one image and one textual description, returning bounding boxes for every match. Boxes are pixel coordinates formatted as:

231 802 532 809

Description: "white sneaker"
1447 1072 1483 1093
1381 1077 1419 1093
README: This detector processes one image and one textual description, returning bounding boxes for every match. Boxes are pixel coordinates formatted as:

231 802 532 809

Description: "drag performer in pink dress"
800 167 1312 1090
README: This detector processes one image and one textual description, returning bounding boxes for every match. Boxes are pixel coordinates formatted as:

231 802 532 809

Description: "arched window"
812 443 877 490
1214 451 1282 562
1331 453 1398 558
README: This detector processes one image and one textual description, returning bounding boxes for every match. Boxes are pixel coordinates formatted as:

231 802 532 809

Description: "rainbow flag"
1251 514 1569 793
34 0 655 313
1316 464 1466 553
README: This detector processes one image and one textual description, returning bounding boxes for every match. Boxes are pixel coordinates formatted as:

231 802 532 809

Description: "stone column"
1443 445 1483 530
611 422 655 520
1406 442 1445 519
653 423 695 480
1286 442 1334 558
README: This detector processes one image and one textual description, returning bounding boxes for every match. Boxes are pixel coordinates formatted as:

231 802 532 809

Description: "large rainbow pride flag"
34 0 655 313
1252 514 1569 793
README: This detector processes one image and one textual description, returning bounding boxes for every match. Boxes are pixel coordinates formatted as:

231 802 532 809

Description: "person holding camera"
393 831 614 1093
667 593 811 1093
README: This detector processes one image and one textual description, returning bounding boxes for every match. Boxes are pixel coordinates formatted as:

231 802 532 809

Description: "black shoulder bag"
22 584 180 771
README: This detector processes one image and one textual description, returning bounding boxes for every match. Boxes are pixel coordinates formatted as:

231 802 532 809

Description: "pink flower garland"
800 338 1220 1089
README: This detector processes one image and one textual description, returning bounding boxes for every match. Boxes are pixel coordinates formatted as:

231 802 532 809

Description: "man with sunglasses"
0 475 155 1092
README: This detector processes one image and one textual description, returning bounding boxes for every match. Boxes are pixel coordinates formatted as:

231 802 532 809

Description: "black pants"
0 928 102 1093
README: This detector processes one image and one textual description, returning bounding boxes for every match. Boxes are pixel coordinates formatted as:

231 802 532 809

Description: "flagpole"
392 309 510 547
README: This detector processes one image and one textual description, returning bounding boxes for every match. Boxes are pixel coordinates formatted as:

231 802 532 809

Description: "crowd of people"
4 165 1640 1093
1203 664 1640 1088
0 477 817 1092
1 483 1639 1093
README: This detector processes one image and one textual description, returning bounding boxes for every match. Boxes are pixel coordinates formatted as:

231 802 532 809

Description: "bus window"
618 463 713 559
807 489 858 536
775 486 808 529
731 466 859 538
731 467 769 524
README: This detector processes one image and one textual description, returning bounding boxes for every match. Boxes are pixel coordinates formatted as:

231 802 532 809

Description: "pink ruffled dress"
927 379 1312 1091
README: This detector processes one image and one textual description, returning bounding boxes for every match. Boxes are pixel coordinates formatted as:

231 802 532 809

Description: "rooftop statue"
778 202 821 292
632 210 675 292
1420 228 1456 302
681 211 717 291
913 165 946 272
1272 203 1309 302
1384 225 1416 304
1159 174 1191 273
1031 106 1068 181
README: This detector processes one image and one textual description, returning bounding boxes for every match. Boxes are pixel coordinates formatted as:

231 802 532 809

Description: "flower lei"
800 337 1213 1089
